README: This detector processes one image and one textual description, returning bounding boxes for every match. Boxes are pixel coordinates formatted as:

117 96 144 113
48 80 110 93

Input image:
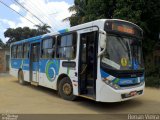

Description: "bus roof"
11 35 42 46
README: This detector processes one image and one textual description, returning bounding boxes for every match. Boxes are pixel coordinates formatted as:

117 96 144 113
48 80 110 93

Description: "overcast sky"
0 0 74 43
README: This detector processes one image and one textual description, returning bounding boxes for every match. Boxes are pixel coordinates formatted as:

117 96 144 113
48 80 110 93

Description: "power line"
27 0 62 29
20 0 58 31
13 0 46 25
27 0 68 29
0 0 36 25
13 0 56 31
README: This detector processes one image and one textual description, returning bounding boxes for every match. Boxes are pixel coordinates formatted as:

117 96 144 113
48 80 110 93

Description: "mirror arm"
98 45 106 57
98 29 107 57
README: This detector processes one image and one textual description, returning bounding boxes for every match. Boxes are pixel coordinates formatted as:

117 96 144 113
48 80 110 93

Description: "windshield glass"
101 35 144 70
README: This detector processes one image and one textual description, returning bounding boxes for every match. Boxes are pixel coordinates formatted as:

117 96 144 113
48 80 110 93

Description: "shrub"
145 76 160 88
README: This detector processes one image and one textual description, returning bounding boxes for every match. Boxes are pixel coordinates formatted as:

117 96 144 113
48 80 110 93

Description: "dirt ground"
0 73 160 114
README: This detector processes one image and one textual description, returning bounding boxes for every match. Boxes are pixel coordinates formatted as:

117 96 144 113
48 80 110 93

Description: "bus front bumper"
98 82 145 102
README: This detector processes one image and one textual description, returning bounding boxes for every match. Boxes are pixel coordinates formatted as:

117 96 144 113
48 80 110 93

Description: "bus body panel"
96 67 144 102
39 59 60 89
10 59 23 78
98 80 144 102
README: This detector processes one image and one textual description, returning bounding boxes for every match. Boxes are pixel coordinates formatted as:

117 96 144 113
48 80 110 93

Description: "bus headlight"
103 78 120 90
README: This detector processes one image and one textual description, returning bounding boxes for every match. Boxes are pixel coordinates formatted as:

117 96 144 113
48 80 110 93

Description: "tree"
66 0 116 26
35 24 51 34
0 38 4 48
4 27 39 44
4 24 51 44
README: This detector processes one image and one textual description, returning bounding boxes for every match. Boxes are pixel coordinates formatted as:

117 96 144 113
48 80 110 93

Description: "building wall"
0 49 10 73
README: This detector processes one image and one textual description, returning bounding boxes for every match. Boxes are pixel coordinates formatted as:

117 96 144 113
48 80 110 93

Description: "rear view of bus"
98 20 144 102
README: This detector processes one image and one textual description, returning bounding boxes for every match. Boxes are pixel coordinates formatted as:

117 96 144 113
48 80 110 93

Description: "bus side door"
30 43 40 83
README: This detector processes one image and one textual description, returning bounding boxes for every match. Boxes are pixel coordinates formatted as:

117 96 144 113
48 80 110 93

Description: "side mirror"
98 30 107 57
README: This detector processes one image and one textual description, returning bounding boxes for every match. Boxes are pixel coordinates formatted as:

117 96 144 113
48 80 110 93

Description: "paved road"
0 73 160 114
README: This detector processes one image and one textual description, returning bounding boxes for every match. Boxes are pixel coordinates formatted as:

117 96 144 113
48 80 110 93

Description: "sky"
0 0 74 43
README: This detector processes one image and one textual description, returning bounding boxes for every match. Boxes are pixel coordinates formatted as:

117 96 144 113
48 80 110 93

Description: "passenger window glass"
17 45 23 58
42 37 55 58
11 45 17 58
43 38 53 49
61 36 66 46
66 35 73 46
23 44 30 58
57 33 76 59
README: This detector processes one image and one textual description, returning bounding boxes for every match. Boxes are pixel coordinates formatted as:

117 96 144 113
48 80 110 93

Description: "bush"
145 76 160 88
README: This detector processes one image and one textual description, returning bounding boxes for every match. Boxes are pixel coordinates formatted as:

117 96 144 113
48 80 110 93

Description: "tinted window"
17 45 23 58
11 45 17 58
42 37 55 58
57 33 76 59
23 43 30 58
43 38 53 49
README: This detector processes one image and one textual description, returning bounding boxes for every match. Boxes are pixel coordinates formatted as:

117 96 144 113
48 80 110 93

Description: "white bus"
10 19 145 102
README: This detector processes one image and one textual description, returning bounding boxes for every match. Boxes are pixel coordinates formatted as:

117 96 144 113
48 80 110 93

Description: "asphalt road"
0 73 160 114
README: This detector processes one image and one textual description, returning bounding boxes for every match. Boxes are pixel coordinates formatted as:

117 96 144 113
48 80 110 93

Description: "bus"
10 19 145 102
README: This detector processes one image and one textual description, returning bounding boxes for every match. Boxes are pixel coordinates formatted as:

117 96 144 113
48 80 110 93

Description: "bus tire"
58 77 76 101
18 70 27 85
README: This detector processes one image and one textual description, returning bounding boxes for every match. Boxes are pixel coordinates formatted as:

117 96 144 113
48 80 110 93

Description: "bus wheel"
58 77 76 101
18 70 26 85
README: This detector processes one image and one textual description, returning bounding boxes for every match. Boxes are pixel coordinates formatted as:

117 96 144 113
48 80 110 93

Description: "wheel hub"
63 83 72 95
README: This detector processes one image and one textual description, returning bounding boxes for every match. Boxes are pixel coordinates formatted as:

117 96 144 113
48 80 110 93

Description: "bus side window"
42 37 55 59
56 32 77 60
11 45 17 59
17 45 23 58
23 43 30 59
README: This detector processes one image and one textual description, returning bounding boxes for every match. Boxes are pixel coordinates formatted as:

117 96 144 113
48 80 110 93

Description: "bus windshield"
101 35 144 70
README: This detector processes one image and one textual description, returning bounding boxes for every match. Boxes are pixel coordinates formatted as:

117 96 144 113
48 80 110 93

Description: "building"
0 48 10 73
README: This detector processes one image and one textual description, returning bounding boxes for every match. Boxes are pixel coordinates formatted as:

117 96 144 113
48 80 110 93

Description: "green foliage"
0 38 8 48
67 0 116 25
35 24 51 34
0 38 4 46
4 27 37 44
145 76 160 88
4 24 51 45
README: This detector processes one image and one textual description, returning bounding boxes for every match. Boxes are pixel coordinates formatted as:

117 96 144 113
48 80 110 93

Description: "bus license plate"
129 91 137 96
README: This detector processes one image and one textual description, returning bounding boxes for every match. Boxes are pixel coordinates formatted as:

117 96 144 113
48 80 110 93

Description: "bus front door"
79 31 98 99
30 43 40 83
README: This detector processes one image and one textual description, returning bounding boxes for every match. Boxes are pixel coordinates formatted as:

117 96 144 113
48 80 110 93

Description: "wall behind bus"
0 49 10 73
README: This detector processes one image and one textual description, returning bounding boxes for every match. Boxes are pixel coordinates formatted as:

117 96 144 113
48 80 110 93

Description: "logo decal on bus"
45 60 59 82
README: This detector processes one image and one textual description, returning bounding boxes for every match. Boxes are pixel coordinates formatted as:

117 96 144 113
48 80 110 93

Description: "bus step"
87 86 94 95
79 94 95 100
31 81 38 86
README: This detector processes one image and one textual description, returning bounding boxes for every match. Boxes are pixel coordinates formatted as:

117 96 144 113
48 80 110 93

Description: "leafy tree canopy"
35 23 51 34
0 38 4 48
4 24 51 45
